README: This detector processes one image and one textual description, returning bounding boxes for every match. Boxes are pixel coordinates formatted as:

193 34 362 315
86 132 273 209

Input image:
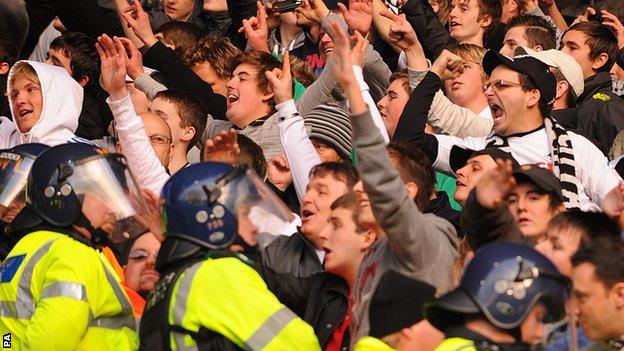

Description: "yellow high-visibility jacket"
0 230 139 350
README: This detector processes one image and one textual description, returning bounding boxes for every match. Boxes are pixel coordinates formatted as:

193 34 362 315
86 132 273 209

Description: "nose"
226 77 236 91
516 196 528 212
377 95 387 110
145 252 157 267
320 32 331 43
318 223 331 242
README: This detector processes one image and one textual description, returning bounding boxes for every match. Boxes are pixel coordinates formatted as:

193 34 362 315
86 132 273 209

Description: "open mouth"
227 93 239 107
451 81 462 90
449 21 460 29
301 209 314 221
18 108 34 119
323 47 334 55
489 103 504 120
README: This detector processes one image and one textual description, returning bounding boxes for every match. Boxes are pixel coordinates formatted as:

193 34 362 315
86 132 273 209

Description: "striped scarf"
486 117 582 209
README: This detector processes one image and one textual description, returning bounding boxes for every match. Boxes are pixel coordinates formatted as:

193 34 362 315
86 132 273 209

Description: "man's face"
484 65 534 136
319 32 334 62
519 303 547 345
311 139 341 162
353 181 376 230
377 78 410 138
163 0 196 21
561 30 596 79
572 263 622 340
10 76 43 133
300 173 349 247
150 97 183 147
319 207 366 279
448 0 485 44
45 47 73 77
123 232 161 296
203 0 227 13
501 26 530 57
226 63 272 127
535 227 582 277
141 112 173 168
1 197 25 224
508 182 560 239
443 60 486 108
192 62 227 96
454 154 497 204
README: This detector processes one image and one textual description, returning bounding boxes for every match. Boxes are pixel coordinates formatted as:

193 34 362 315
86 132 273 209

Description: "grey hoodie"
0 60 83 148
349 109 459 346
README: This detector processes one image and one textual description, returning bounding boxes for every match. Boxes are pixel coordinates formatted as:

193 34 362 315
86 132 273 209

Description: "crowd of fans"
1 0 624 349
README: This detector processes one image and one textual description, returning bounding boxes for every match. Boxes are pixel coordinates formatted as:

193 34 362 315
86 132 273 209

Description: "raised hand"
326 20 356 87
572 7 596 25
268 154 292 191
295 0 330 24
601 10 624 49
238 1 269 52
95 34 127 100
138 189 164 242
431 49 464 80
379 9 419 51
203 129 241 165
338 0 373 37
474 159 517 209
266 51 293 104
120 0 158 47
603 182 624 219
350 30 368 68
116 36 144 80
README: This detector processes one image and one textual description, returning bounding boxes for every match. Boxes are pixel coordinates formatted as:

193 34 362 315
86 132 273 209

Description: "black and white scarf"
486 117 582 209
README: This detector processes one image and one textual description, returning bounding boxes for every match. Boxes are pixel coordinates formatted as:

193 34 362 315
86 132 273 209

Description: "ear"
405 181 419 201
78 75 89 87
479 14 493 29
431 2 440 13
555 80 569 101
525 88 541 109
180 125 196 143
115 141 123 154
533 44 543 52
591 52 610 72
0 62 9 75
360 229 377 251
261 88 275 104
613 282 624 309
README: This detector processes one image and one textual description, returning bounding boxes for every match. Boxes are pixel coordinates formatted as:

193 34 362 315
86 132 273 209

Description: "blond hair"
10 62 40 87
450 43 487 81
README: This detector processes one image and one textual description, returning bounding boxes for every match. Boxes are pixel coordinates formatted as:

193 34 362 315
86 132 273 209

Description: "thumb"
265 70 279 85
337 3 349 16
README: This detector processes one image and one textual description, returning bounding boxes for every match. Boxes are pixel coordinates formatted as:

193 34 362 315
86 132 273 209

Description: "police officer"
0 143 148 350
425 242 569 351
0 143 48 260
140 162 320 351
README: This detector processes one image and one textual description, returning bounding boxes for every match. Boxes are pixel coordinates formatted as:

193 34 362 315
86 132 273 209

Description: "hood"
5 60 83 146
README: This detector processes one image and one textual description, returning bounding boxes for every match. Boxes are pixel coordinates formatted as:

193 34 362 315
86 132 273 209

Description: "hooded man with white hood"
0 60 84 147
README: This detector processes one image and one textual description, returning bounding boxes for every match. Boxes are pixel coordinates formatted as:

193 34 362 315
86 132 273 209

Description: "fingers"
257 1 268 26
352 30 368 51
337 2 349 17
282 50 291 77
113 37 129 62
265 69 279 85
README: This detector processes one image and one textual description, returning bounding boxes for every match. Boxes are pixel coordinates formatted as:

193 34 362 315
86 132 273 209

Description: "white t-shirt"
434 128 621 211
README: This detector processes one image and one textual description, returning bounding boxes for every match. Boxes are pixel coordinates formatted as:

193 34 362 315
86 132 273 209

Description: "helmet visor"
215 169 295 240
0 151 34 213
68 154 149 243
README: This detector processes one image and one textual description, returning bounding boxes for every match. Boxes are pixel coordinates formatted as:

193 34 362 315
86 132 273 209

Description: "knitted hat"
304 103 353 159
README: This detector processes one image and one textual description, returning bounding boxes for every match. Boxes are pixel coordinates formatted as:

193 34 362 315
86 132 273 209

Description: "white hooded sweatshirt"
0 60 83 148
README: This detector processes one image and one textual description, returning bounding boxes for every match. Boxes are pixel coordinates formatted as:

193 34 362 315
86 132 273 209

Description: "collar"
579 72 614 103
241 113 274 129
444 325 531 351
493 124 544 139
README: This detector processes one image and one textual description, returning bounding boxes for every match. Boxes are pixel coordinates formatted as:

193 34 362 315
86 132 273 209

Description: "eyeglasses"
482 79 522 92
149 134 172 145
128 249 158 262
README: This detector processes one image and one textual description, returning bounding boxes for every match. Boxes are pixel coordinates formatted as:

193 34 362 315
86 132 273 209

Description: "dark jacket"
440 325 531 351
425 191 462 236
575 72 624 154
403 0 455 60
255 265 349 348
142 41 227 120
460 190 530 251
261 231 323 278
75 89 114 140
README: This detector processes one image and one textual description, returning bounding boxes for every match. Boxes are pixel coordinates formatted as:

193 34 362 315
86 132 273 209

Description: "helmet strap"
75 213 119 255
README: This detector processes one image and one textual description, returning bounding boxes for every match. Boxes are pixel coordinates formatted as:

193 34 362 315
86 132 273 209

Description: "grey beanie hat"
304 103 353 159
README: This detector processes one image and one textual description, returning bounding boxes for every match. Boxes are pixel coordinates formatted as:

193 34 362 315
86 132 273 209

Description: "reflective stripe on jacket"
166 257 320 350
0 230 139 350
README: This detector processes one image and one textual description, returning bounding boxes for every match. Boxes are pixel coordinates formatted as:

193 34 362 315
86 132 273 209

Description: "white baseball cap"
521 47 584 97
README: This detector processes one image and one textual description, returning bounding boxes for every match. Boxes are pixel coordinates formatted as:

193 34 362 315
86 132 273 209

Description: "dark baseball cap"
450 145 519 174
483 47 556 108
512 164 563 201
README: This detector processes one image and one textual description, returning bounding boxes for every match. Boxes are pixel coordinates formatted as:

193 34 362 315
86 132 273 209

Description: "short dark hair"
548 211 620 248
506 14 556 51
389 69 412 94
49 32 100 91
229 50 282 107
518 71 553 117
309 161 359 189
551 67 577 108
478 0 502 30
387 142 435 211
572 237 624 289
183 35 241 80
331 192 366 232
565 21 619 73
236 134 268 179
155 21 205 58
154 90 208 151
